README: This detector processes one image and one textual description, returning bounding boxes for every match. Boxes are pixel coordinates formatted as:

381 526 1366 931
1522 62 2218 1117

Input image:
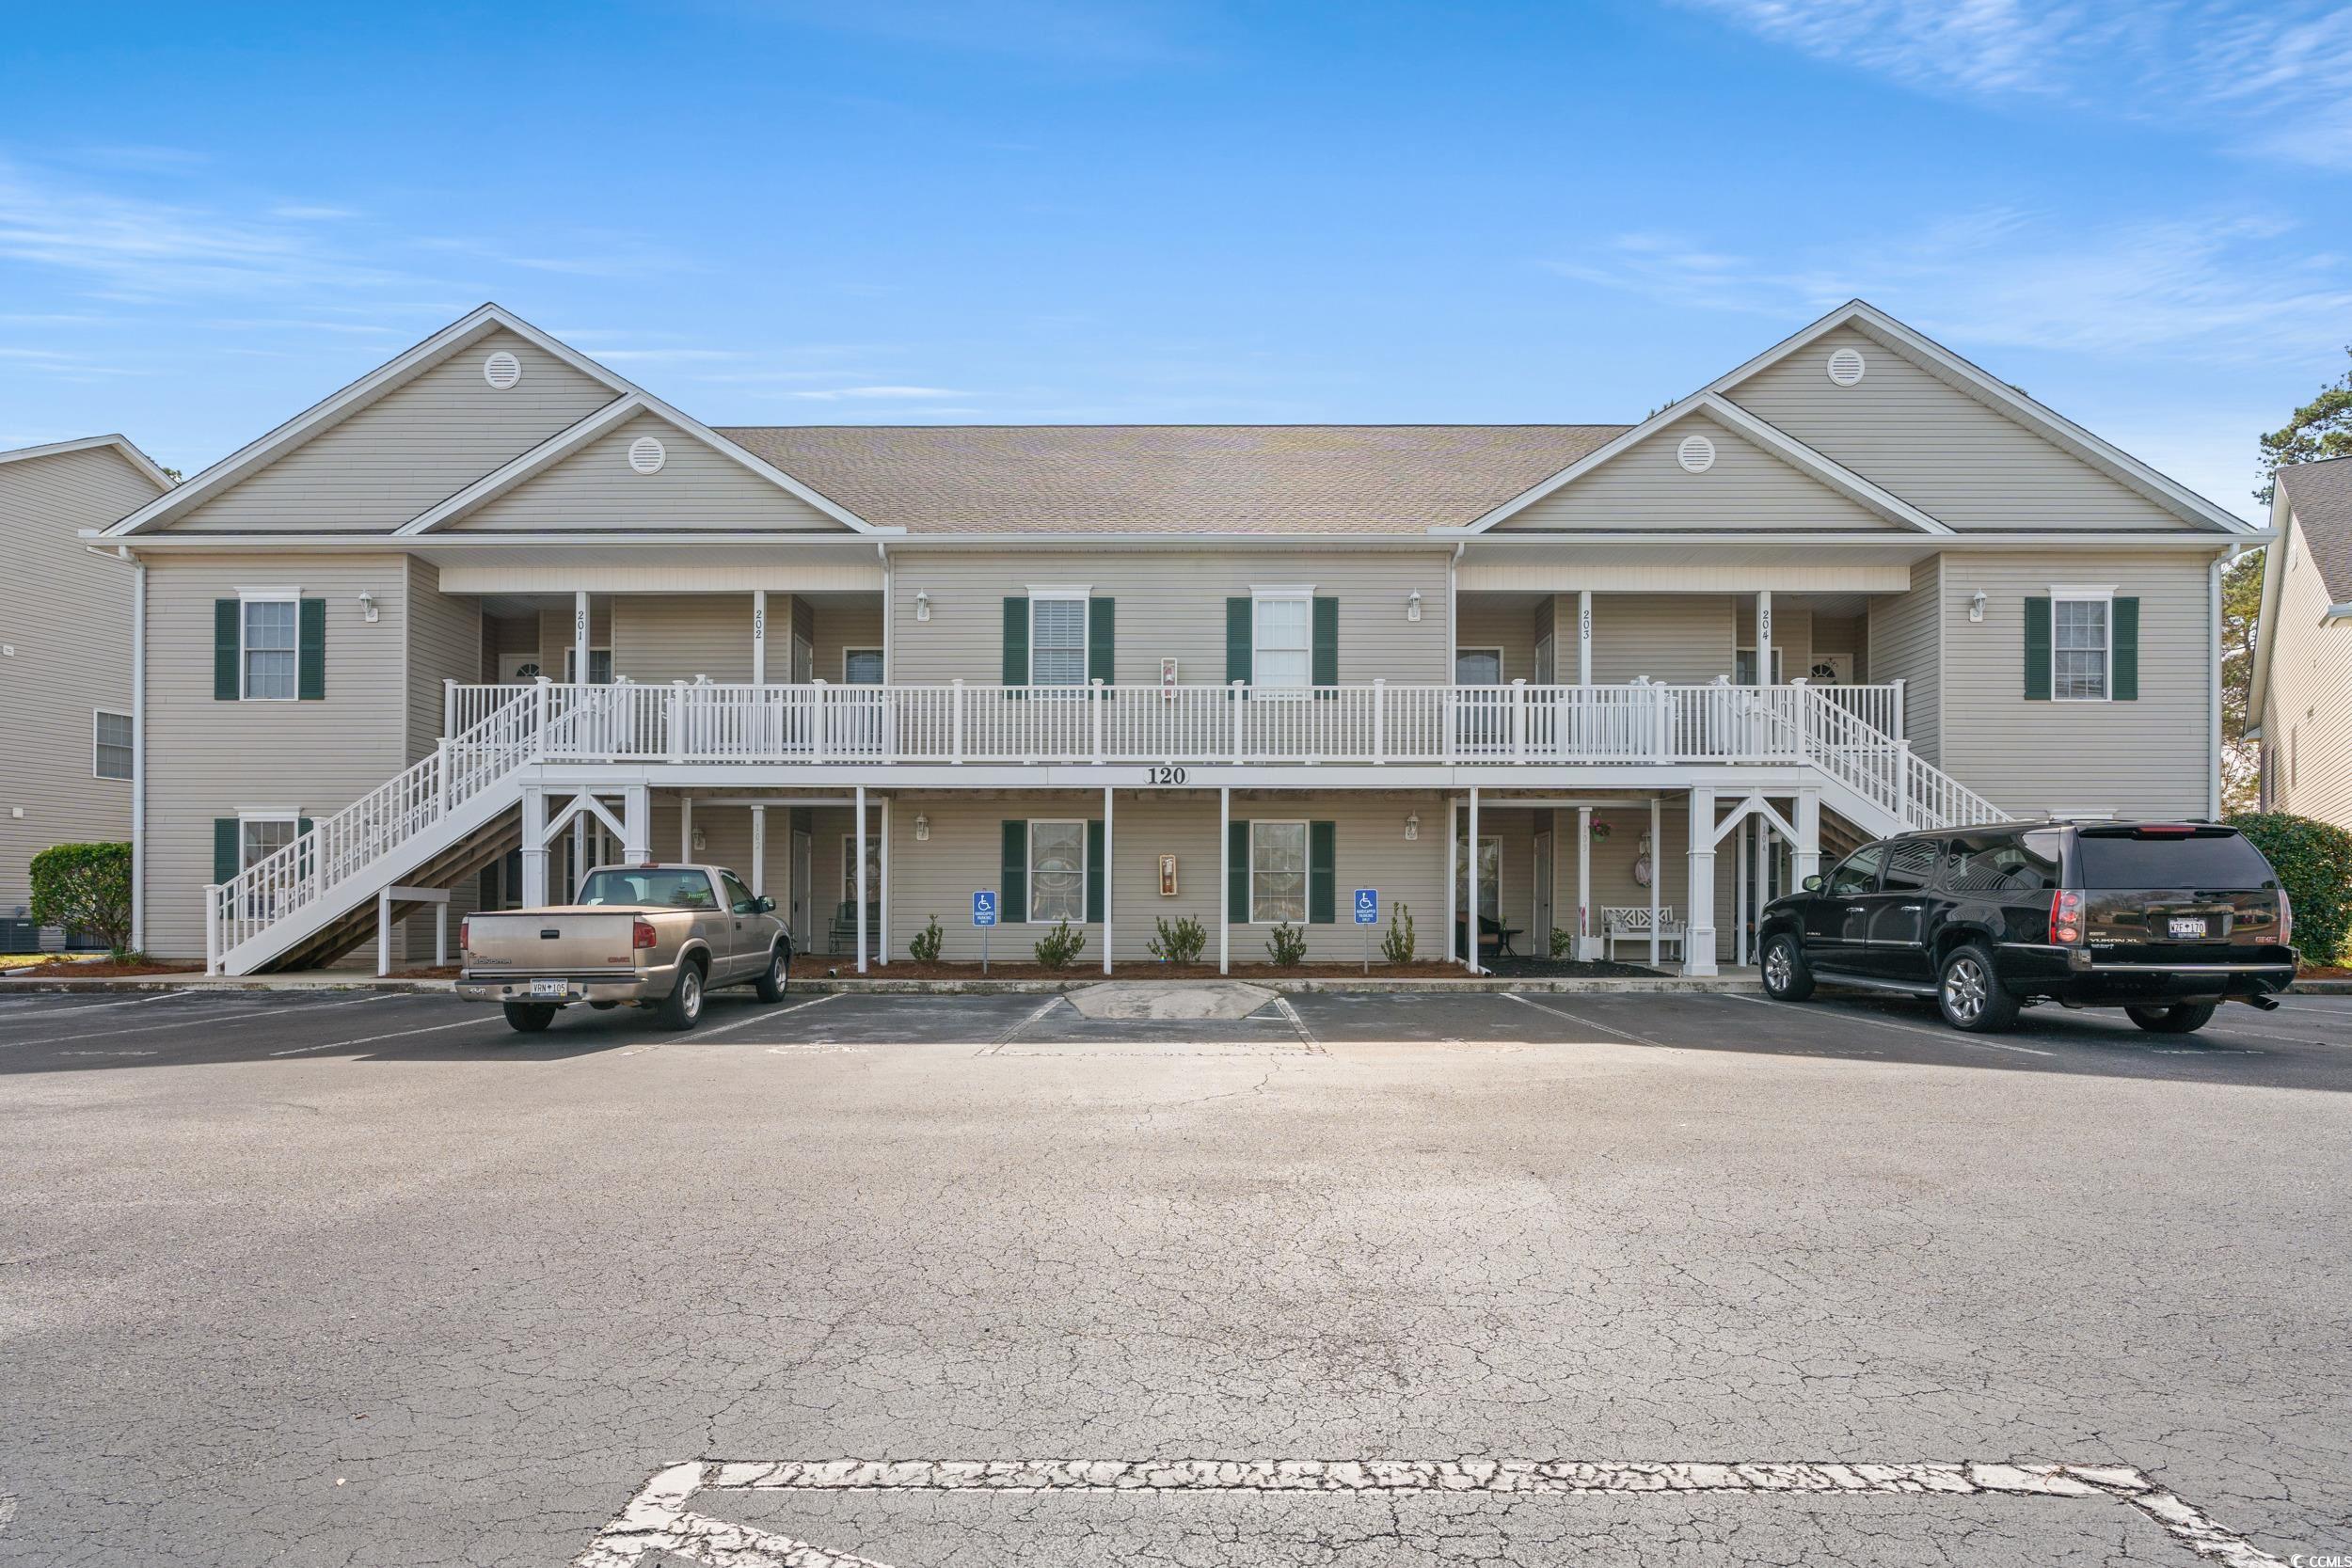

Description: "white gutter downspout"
1448 542 1464 679
879 541 892 682
2210 546 2234 821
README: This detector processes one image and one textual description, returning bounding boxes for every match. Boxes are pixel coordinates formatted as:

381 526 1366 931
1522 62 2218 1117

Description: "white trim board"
0 433 175 492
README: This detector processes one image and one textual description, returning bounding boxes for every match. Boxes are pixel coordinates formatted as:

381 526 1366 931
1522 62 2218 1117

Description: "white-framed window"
1454 833 1502 924
1028 819 1087 922
1248 819 1309 924
1254 589 1313 691
240 813 299 873
240 590 299 701
563 647 613 685
93 710 132 781
1454 647 1502 686
2052 588 2113 702
842 648 884 685
1029 589 1089 688
1733 646 1785 685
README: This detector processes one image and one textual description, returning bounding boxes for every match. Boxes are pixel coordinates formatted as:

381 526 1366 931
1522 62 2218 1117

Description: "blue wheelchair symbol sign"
1353 888 1378 925
973 890 998 927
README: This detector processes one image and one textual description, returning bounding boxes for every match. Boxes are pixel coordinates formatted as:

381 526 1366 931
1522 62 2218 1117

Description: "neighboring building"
2249 457 2352 830
93 301 2261 978
0 436 173 949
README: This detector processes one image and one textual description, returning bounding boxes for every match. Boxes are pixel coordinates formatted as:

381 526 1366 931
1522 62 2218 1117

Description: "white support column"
1577 588 1593 685
622 785 649 866
877 795 890 965
1575 805 1597 960
1755 589 1772 686
436 902 448 968
520 785 548 906
574 589 590 686
750 805 767 897
1217 786 1231 975
853 785 868 974
679 795 694 863
1735 816 1750 968
1444 797 1459 962
1756 811 1772 936
1685 788 1718 976
1464 785 1481 974
752 589 768 685
1648 795 1661 968
1793 791 1822 888
1102 785 1114 976
572 813 588 900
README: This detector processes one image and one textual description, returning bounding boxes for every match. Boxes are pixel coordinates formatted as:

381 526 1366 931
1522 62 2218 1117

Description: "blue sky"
5 1 2350 519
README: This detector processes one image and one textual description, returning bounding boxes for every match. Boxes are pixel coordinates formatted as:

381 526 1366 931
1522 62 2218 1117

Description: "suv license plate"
2169 917 2207 939
530 979 567 998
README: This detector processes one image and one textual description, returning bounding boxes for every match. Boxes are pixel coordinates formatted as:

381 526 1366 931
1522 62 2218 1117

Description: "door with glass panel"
1455 648 1505 754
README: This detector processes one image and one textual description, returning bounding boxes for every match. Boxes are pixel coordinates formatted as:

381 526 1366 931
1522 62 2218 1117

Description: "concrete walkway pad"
1065 980 1279 1021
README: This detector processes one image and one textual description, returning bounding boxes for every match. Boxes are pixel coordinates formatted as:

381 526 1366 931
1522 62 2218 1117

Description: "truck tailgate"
467 911 641 974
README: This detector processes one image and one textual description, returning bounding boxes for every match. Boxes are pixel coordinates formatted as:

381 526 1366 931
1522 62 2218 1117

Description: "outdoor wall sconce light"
914 591 930 622
1404 812 1420 841
691 827 707 853
914 814 930 841
358 590 379 624
1969 589 1987 623
1406 588 1422 622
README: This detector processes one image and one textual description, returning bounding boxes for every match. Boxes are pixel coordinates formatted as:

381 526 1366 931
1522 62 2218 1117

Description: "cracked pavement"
1 985 2347 1564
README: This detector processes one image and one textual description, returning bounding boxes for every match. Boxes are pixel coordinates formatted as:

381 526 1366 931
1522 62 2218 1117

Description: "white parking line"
267 1014 502 1056
3 1003 339 1048
0 989 202 1019
1502 991 1675 1049
692 993 837 1040
1271 995 1318 1046
576 1457 2280 1568
981 996 1068 1052
1720 991 2057 1056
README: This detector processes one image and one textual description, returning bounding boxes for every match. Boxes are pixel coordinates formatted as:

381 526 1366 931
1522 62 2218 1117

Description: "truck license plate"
2169 917 2206 939
530 979 567 998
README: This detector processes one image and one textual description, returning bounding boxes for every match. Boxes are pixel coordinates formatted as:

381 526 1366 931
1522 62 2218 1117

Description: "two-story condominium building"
92 301 2262 979
2250 456 2352 830
1 435 171 948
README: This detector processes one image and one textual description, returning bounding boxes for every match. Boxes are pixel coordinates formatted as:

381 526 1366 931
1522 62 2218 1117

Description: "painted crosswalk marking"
575 1456 2281 1566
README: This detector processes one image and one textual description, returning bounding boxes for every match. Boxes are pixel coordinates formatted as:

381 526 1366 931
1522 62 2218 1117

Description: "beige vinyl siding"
1494 414 1896 532
809 596 885 684
1937 552 2215 818
613 595 757 683
1866 556 1942 763
0 445 162 917
1587 594 1737 683
1542 800 1727 954
402 560 482 758
453 413 846 532
1726 326 2205 533
534 600 614 680
1733 600 1811 682
2261 516 2352 831
141 554 411 958
172 330 614 533
1456 594 1543 682
1811 614 1866 681
888 551 1453 688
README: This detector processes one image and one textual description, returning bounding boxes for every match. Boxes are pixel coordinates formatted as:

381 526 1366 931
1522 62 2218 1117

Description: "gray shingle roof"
714 424 1627 534
2280 457 2352 604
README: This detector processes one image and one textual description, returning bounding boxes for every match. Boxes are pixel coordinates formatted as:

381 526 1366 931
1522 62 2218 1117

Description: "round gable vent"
1676 433 1717 473
483 350 521 389
628 436 667 475
1826 346 1867 386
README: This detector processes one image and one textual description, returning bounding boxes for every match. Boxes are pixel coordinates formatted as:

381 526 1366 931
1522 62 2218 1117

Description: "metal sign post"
1354 888 1378 974
973 889 997 974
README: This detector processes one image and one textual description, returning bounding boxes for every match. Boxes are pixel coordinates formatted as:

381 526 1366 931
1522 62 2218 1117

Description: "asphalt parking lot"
3 982 2349 1565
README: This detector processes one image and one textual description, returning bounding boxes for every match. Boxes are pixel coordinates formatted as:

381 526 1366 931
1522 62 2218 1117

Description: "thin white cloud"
733 0 1209 65
1677 0 2352 167
787 385 971 400
269 203 359 221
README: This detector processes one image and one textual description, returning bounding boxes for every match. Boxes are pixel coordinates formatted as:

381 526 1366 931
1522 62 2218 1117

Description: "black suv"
1756 820 2298 1034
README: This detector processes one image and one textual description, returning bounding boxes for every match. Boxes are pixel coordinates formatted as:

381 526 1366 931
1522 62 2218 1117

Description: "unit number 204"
1144 766 1189 785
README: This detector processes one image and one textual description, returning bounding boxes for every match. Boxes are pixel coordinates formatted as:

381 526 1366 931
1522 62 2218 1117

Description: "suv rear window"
2074 829 2274 891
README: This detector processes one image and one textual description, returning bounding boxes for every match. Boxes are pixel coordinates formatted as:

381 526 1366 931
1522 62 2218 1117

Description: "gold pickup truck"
456 863 790 1033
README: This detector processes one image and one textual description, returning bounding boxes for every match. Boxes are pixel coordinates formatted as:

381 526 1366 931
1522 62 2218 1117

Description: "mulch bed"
2 958 202 978
784 955 1662 981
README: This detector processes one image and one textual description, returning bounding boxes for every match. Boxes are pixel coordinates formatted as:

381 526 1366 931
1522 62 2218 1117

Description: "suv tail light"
458 916 470 953
632 918 658 951
2280 887 2294 945
2049 889 2084 946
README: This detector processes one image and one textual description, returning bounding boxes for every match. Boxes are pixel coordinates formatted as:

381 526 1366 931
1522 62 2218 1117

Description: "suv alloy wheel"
1937 943 2020 1033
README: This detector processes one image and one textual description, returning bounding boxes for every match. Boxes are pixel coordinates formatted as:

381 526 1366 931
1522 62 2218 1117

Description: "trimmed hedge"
28 842 134 958
2227 812 2352 966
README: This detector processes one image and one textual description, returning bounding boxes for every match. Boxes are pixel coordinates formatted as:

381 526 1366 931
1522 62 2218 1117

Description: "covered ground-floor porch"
487 770 1835 980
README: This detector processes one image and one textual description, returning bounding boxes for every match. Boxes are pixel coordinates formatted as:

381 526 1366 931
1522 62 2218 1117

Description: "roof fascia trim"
0 433 174 491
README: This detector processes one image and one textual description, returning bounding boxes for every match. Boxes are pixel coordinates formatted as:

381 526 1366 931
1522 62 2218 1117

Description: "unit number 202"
1145 766 1189 785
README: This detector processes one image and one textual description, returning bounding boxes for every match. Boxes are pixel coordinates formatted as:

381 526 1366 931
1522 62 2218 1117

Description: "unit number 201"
1145 766 1189 785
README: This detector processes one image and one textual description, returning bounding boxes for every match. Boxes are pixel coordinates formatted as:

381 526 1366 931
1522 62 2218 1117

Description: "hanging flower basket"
1589 819 1613 842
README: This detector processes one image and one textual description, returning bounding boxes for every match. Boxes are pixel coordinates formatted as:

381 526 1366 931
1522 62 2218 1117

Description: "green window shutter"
2111 597 2138 701
1311 597 1339 689
214 600 240 701
1088 597 1115 686
2023 596 2051 702
1308 820 1336 924
1225 597 1252 687
999 820 1027 925
1086 820 1105 923
1228 819 1249 924
297 598 326 701
213 818 239 883
1001 597 1029 688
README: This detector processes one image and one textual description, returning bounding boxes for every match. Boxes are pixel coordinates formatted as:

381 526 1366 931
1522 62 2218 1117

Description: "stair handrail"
1798 685 2010 831
208 684 547 971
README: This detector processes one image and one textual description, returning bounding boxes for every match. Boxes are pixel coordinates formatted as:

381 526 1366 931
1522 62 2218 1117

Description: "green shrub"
1148 914 1206 965
1549 926 1577 958
1033 919 1087 971
1265 921 1308 966
909 914 943 963
28 842 133 958
1381 902 1416 964
2228 812 2352 965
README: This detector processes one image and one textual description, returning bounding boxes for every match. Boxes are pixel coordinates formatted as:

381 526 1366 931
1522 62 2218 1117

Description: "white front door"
1807 654 1852 685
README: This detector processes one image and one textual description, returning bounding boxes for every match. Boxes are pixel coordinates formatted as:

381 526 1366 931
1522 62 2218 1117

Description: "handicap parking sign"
973 890 998 927
1353 888 1378 925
